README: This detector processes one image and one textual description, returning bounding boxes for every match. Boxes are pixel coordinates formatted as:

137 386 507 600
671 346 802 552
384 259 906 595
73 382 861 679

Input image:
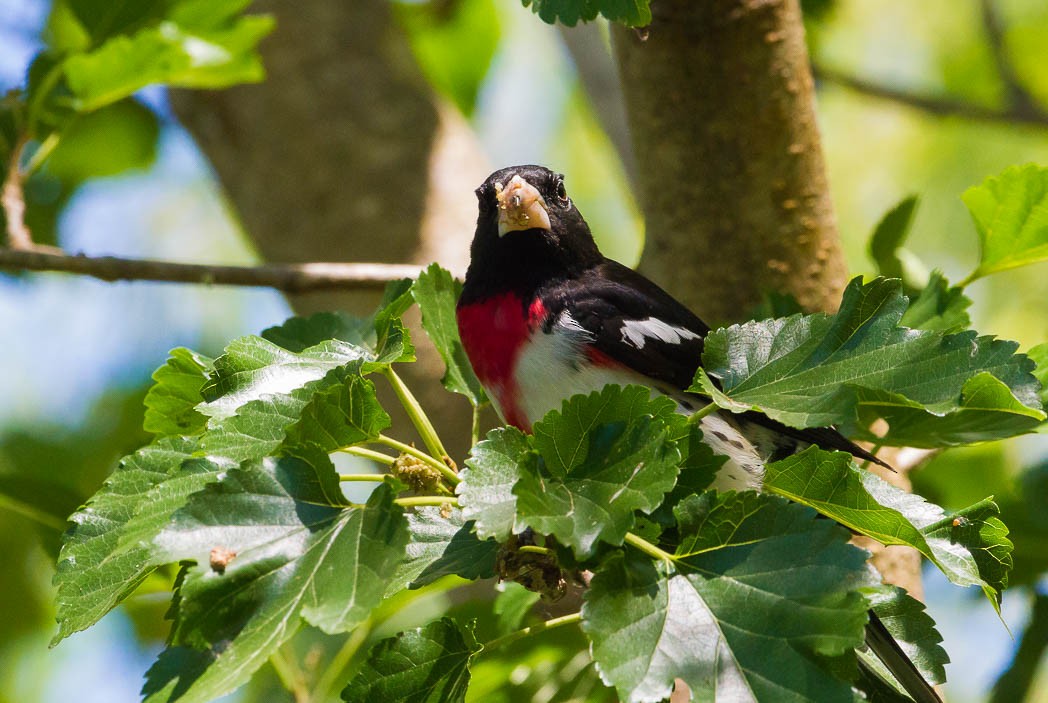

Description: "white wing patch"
620 317 702 349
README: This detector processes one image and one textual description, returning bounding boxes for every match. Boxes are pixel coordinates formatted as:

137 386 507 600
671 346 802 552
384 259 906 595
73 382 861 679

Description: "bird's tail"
862 611 942 703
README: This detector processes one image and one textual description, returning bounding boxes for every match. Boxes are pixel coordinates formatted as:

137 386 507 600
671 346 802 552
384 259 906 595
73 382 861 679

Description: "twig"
978 0 1039 117
813 64 1048 128
0 248 431 291
2 134 34 249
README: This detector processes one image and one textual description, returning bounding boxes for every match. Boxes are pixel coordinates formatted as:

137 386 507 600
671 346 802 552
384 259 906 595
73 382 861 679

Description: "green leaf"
853 372 1045 447
866 586 949 686
521 0 652 27
283 374 391 452
52 437 221 644
199 332 406 421
763 447 932 554
45 98 159 180
862 475 1013 608
900 271 971 332
962 163 1048 282
341 617 480 703
144 458 409 703
515 386 685 558
458 426 534 542
583 492 873 703
262 311 375 353
412 264 487 406
396 0 500 116
143 348 213 436
869 195 919 281
64 0 171 44
386 507 498 596
1028 342 1048 407
63 14 274 112
695 277 1044 445
493 582 540 634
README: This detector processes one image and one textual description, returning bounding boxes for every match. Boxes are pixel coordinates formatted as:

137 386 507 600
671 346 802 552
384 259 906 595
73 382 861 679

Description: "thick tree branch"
814 64 1048 128
0 248 431 291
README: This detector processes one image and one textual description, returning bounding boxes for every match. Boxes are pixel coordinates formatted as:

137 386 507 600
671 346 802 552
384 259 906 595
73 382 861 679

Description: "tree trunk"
171 0 490 460
613 0 848 323
614 0 922 599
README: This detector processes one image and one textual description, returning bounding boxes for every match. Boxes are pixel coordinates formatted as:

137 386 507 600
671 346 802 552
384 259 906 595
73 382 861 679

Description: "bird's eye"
555 178 568 202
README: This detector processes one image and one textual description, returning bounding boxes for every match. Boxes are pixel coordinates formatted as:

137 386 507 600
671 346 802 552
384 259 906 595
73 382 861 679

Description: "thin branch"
978 0 1039 116
2 134 34 249
813 64 1048 128
0 247 433 291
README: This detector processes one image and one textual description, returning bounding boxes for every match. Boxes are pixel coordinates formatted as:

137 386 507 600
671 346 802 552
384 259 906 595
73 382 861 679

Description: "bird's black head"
464 165 602 299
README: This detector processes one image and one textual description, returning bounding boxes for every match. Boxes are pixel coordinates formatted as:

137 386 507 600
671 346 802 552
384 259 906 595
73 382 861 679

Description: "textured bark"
614 0 848 322
614 0 922 603
172 0 489 459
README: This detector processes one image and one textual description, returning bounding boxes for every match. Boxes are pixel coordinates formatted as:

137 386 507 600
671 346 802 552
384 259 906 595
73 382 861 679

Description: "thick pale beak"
495 175 551 236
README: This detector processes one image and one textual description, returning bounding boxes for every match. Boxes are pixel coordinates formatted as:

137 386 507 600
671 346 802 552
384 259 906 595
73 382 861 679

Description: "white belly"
513 313 765 491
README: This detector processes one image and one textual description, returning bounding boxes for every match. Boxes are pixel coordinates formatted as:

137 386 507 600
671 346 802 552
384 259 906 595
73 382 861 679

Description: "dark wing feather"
541 259 891 469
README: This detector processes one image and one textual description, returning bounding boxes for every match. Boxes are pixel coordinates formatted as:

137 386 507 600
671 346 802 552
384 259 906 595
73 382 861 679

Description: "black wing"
540 259 890 469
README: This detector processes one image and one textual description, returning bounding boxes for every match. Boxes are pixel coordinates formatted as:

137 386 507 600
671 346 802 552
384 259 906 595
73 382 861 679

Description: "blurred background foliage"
0 0 1046 701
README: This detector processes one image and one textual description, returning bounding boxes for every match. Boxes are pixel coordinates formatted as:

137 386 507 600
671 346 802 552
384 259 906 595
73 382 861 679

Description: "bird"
456 164 941 703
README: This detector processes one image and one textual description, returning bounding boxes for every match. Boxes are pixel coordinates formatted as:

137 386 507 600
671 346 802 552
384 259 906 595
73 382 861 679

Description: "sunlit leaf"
144 459 408 703
458 426 534 542
962 163 1048 282
583 492 873 702
412 263 487 406
143 348 213 436
52 438 221 644
695 277 1043 444
514 386 685 558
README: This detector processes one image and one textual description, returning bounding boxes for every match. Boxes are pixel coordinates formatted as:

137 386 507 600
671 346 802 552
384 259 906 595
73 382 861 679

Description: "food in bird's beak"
495 175 552 236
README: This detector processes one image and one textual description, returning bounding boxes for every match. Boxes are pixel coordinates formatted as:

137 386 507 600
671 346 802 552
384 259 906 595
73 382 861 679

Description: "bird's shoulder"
535 259 710 389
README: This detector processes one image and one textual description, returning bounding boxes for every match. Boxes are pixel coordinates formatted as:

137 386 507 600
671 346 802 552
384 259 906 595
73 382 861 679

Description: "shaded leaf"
1028 342 1048 407
143 348 213 436
493 582 540 634
412 263 487 406
45 98 159 179
515 386 685 558
341 618 479 703
262 311 374 353
144 459 408 703
900 271 971 332
865 586 949 686
458 427 534 542
583 492 873 703
695 277 1043 444
869 195 919 282
962 163 1048 282
386 507 497 596
521 0 652 27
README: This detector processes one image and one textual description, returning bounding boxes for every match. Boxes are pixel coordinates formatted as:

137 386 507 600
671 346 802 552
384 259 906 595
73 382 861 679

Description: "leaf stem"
338 473 386 482
517 545 553 557
394 495 459 509
269 647 309 703
471 405 481 447
22 132 60 177
483 612 582 652
310 623 372 703
375 434 459 486
339 445 395 465
688 401 720 424
382 366 450 464
624 532 676 563
0 492 67 531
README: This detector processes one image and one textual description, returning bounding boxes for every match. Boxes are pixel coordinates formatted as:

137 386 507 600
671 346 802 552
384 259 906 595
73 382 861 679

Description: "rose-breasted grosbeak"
457 164 886 491
456 165 940 703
